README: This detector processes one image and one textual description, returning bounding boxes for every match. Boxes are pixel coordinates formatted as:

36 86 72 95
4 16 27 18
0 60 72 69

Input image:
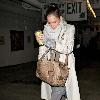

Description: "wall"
0 0 41 67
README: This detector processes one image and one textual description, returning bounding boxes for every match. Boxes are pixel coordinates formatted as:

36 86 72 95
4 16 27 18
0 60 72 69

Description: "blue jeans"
50 86 67 100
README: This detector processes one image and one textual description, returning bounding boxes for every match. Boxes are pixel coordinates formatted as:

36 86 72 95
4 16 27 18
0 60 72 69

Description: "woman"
35 4 80 100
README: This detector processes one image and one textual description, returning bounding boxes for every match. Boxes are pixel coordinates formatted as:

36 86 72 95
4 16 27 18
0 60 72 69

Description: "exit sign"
42 0 87 22
65 0 87 21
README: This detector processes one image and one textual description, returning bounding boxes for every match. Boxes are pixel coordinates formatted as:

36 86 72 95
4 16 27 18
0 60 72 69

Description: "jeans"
50 86 67 100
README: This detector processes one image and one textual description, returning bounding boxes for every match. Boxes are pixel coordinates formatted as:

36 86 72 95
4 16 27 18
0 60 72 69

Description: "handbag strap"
50 49 60 62
50 49 68 66
39 46 73 62
39 47 51 60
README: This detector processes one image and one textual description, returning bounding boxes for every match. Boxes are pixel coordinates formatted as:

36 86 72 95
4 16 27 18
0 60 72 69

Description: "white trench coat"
38 23 81 100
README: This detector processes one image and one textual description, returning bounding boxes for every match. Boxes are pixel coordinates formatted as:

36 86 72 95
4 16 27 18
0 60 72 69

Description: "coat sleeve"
38 28 48 60
56 25 75 54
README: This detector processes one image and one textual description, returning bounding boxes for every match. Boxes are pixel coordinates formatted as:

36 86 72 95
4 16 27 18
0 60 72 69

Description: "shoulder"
43 24 48 34
65 24 75 38
43 23 50 33
66 24 75 31
62 21 75 34
61 19 75 30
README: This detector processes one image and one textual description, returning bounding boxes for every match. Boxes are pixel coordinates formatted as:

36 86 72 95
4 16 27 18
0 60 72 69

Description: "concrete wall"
0 0 41 67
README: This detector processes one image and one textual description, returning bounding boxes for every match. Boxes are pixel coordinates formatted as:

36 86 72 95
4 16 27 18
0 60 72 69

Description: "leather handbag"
36 48 70 86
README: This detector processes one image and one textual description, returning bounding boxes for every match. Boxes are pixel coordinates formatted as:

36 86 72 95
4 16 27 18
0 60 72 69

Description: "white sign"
65 0 87 21
42 0 87 22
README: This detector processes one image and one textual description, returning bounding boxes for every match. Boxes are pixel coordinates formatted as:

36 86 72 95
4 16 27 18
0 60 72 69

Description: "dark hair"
45 3 61 19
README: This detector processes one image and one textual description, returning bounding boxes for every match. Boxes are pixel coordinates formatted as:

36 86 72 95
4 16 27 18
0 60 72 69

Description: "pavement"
0 48 100 100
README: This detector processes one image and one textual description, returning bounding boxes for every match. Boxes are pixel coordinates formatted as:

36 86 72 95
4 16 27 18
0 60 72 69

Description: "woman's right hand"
35 33 44 45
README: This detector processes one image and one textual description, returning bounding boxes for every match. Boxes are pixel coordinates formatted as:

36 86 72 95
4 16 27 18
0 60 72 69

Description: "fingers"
35 34 44 44
38 34 44 40
36 34 43 41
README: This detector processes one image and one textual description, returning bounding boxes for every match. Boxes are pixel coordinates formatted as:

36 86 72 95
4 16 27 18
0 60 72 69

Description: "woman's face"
47 14 61 29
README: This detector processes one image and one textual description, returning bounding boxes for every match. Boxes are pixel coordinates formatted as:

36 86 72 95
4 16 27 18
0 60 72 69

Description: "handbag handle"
50 49 68 66
39 46 73 63
39 47 51 60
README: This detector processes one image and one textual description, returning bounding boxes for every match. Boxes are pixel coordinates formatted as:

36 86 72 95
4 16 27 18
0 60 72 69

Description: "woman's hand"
35 31 44 45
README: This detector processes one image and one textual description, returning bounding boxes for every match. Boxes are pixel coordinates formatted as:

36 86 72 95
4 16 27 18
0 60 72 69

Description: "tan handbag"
36 48 70 86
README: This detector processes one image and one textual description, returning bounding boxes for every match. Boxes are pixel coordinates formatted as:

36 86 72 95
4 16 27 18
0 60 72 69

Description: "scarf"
44 18 68 48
